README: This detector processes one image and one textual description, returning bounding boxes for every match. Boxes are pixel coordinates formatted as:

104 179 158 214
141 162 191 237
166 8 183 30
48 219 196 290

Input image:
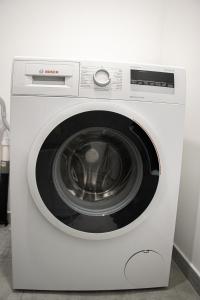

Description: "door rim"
27 101 163 240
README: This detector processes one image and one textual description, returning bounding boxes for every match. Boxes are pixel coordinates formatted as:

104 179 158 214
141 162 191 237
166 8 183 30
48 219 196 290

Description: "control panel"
12 59 185 104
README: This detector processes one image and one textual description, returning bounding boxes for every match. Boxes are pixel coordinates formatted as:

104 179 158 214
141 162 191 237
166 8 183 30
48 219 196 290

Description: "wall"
160 0 200 276
0 0 200 277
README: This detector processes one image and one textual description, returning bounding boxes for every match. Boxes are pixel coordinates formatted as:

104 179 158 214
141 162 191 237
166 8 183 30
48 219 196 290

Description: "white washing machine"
10 58 185 291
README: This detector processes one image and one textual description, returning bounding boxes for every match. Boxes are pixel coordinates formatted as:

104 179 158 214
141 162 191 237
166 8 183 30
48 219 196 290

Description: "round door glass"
52 127 143 216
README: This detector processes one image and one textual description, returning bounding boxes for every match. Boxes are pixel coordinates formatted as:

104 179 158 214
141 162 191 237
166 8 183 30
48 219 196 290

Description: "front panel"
10 97 184 290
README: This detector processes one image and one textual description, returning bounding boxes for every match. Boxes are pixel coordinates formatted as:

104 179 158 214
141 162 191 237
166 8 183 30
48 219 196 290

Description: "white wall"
1 0 200 277
160 0 200 276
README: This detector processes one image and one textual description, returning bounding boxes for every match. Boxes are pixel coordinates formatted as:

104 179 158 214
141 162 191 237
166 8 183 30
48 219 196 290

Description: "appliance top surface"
11 58 186 105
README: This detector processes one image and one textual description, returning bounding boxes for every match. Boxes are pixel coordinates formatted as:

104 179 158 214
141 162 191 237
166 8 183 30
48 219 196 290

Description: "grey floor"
0 226 199 300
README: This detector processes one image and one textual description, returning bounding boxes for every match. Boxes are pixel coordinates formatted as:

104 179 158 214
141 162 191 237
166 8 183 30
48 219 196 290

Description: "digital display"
131 70 174 88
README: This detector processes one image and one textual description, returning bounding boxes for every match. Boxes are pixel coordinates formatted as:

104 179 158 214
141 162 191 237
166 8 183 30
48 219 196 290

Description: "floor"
0 226 199 300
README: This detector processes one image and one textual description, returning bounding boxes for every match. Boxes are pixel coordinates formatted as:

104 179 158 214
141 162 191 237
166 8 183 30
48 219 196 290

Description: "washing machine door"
28 106 160 238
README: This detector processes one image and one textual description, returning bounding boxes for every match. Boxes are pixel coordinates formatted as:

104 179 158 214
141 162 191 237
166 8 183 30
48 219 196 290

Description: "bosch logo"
45 70 59 74
38 69 59 74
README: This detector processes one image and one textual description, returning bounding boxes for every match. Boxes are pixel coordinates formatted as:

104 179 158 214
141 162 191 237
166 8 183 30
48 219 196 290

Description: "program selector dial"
93 69 111 87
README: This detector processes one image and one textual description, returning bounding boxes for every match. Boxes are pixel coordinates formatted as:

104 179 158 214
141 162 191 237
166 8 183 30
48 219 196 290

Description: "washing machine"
10 58 185 290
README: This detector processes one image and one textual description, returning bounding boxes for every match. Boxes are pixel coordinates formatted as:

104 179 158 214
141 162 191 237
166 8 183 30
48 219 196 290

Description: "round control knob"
93 69 111 87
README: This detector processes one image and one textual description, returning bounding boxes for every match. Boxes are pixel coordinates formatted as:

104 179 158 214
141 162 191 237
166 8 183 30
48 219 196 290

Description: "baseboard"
173 244 200 295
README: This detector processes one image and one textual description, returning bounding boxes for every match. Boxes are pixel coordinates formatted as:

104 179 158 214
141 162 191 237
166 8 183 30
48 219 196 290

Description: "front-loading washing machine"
10 58 185 290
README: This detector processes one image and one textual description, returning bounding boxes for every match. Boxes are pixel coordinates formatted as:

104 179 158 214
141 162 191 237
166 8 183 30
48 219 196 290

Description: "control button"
93 69 111 87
